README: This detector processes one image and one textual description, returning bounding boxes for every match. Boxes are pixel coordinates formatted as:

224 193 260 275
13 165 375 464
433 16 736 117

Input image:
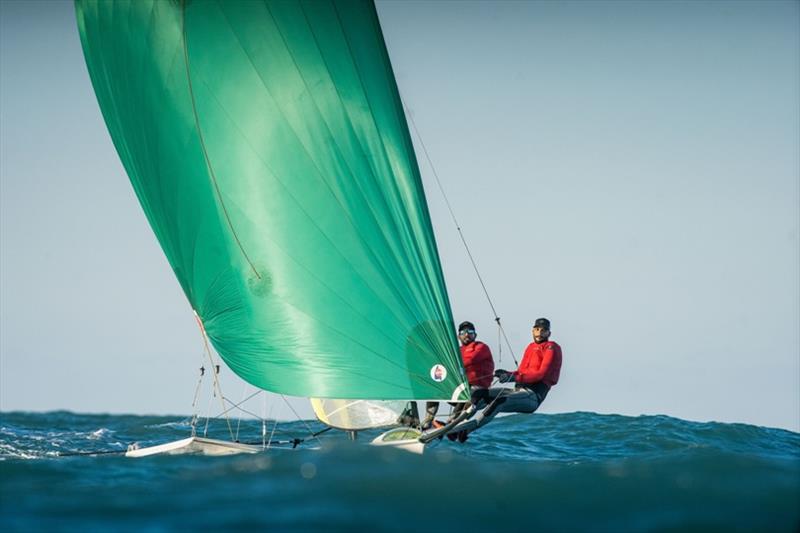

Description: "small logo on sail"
430 364 447 382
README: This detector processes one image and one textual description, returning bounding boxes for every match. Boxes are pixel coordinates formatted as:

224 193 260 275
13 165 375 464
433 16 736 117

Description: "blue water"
1 411 798 532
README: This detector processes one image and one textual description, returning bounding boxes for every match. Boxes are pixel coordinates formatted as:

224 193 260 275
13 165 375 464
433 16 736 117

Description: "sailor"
451 317 562 441
420 320 495 429
494 317 561 406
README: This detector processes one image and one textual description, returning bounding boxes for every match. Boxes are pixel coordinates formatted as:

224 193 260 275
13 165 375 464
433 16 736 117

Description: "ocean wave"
0 411 797 531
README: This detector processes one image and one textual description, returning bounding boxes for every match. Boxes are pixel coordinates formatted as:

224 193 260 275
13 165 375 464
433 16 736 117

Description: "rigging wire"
497 325 503 364
242 426 333 448
402 98 518 366
280 395 326 446
266 416 278 450
263 399 274 450
206 387 330 446
202 389 214 437
234 384 249 442
208 390 317 445
211 389 263 419
189 363 205 437
194 312 235 441
220 398 263 421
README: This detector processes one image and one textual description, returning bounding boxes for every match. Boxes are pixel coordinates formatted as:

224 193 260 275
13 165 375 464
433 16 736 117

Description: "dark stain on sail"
247 263 273 298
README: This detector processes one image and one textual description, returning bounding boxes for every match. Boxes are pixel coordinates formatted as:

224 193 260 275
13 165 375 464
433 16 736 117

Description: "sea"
1 410 798 532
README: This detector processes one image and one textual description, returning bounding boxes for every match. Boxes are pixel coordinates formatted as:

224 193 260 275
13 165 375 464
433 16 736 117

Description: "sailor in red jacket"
449 317 562 439
421 320 495 429
494 317 562 405
458 320 495 389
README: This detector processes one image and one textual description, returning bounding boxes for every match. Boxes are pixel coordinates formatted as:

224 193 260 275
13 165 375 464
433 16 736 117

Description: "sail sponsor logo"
430 364 447 382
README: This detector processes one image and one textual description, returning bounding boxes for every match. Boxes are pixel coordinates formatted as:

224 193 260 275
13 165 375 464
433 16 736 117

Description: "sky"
1 0 798 432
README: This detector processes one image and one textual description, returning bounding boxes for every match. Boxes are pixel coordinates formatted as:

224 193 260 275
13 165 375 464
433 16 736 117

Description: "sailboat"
75 0 474 455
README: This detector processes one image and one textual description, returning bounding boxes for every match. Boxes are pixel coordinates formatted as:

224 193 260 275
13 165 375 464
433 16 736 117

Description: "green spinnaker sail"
75 0 469 401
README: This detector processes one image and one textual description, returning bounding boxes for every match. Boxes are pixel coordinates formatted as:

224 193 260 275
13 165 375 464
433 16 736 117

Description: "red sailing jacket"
513 341 562 387
461 341 494 388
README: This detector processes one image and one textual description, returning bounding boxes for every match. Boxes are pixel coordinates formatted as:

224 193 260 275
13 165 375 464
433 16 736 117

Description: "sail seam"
337 7 445 329
302 2 461 390
241 0 428 337
292 1 434 332
206 2 443 360
207 2 464 391
180 0 261 280
188 80 411 358
262 1 462 391
331 2 465 381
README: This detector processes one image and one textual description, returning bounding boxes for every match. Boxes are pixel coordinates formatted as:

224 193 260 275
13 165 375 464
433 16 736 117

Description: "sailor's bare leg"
397 401 420 427
420 401 440 429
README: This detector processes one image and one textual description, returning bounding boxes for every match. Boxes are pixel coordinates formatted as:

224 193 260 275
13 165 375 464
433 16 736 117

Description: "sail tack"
76 0 468 401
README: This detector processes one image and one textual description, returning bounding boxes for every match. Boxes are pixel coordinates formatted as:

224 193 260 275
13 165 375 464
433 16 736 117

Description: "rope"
280 395 325 446
207 392 328 447
263 398 273 450
220 397 263 420
189 364 205 437
234 384 249 442
202 387 214 437
208 390 320 450
402 99 518 366
266 418 278 450
211 389 263 419
241 427 332 448
194 312 235 441
497 325 502 364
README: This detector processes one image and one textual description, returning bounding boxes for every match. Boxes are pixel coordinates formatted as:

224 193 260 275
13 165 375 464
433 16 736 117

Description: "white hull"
370 427 425 454
125 436 261 458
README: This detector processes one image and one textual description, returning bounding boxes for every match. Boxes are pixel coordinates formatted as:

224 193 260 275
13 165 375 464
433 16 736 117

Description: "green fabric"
75 0 468 401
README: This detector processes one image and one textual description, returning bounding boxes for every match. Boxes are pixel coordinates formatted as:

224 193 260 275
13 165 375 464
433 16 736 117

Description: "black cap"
458 321 475 332
533 318 551 330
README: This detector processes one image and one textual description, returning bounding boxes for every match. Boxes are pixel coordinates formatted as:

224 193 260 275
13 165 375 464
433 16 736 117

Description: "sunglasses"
459 329 476 335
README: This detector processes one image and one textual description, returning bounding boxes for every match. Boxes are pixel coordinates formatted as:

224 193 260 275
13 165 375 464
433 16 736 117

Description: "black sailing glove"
494 369 515 383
